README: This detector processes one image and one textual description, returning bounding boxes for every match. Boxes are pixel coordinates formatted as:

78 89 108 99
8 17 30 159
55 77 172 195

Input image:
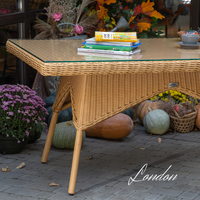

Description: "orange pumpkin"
137 100 162 124
195 103 200 129
85 113 134 139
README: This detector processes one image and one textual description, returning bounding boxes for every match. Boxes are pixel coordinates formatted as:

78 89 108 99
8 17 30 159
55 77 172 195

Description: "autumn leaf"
141 0 154 13
150 10 165 19
97 0 104 6
49 182 60 186
98 6 107 19
1 166 11 172
16 162 25 169
137 22 151 32
128 15 136 24
104 0 116 5
140 148 146 150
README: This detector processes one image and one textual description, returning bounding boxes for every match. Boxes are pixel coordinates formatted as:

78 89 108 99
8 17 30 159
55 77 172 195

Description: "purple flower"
8 111 14 116
17 141 21 143
25 130 29 136
5 127 8 130
6 134 9 136
26 119 30 123
3 107 8 111
6 117 10 119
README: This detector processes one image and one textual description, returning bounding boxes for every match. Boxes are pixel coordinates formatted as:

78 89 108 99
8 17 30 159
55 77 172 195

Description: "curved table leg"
68 129 83 195
41 112 59 163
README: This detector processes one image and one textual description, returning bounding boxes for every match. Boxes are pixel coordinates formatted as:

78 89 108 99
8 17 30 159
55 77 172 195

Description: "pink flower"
52 12 62 22
0 9 11 14
75 25 83 35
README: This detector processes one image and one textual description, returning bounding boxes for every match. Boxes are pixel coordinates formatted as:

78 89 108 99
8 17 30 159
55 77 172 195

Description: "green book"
84 44 136 51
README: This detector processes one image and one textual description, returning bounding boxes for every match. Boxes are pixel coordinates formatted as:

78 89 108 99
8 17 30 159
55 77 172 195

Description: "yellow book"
95 31 137 42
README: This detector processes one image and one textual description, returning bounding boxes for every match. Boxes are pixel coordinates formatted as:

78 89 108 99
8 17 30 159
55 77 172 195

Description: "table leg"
68 129 83 195
41 112 59 163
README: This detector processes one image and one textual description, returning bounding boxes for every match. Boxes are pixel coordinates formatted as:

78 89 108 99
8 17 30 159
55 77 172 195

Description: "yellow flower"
182 100 185 103
165 91 168 94
158 93 163 97
189 101 192 104
171 93 174 97
150 97 154 100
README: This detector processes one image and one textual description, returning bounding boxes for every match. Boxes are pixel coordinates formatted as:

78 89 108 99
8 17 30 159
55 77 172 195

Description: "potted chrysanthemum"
0 84 48 154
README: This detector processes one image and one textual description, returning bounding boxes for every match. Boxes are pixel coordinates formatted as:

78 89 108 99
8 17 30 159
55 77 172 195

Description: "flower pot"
0 135 29 154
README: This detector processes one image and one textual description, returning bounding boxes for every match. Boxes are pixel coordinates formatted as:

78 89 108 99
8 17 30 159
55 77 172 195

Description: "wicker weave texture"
170 114 196 133
6 40 200 76
51 72 200 130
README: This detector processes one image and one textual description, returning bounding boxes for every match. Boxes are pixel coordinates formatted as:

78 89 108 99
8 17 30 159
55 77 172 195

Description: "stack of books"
77 31 142 56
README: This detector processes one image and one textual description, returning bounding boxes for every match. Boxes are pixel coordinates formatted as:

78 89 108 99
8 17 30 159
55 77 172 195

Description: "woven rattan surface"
170 114 196 133
6 39 200 76
7 38 200 194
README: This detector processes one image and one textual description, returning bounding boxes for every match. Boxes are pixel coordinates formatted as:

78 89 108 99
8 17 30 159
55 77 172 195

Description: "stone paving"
0 124 200 200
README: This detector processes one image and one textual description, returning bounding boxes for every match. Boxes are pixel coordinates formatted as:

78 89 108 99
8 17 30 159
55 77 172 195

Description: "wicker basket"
169 112 196 133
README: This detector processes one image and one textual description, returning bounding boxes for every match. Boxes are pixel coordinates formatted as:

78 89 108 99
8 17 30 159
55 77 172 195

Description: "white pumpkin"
143 105 170 135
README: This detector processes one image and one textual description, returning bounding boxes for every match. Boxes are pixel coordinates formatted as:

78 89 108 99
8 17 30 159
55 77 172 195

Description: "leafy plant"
0 84 48 142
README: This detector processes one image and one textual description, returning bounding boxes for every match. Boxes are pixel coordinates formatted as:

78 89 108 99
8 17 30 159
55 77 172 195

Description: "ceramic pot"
0 135 28 154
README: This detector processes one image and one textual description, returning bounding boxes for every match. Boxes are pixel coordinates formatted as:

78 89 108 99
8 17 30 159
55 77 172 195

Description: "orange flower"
137 22 151 32
128 15 136 24
149 10 165 19
97 0 104 5
104 0 116 5
141 0 154 13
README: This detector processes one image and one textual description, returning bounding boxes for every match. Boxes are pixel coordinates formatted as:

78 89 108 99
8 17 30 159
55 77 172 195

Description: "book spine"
84 44 132 51
95 31 137 42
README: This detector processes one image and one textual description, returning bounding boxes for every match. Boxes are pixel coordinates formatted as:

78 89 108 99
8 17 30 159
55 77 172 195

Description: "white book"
84 37 139 47
78 52 134 60
77 47 141 56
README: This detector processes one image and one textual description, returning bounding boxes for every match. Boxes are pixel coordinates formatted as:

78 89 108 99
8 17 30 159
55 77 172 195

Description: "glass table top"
8 38 200 63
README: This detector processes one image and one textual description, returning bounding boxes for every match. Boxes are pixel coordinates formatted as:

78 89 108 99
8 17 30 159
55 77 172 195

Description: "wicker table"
6 38 200 194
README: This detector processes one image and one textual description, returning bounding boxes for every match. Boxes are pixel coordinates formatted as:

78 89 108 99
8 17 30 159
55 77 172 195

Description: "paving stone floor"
0 124 200 200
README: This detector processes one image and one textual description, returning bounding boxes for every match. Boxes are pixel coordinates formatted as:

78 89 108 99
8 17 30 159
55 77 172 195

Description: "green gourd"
52 121 85 149
143 105 170 135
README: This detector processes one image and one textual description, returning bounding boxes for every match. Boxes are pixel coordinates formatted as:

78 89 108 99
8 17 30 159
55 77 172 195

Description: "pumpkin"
52 121 85 149
195 103 200 129
143 105 170 135
85 113 134 139
137 100 162 124
121 107 134 119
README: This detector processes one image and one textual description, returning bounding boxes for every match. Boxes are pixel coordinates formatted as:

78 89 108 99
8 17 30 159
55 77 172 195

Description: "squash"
143 105 170 135
85 113 134 139
52 121 85 149
44 95 56 108
195 103 200 129
137 100 162 124
121 107 134 119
